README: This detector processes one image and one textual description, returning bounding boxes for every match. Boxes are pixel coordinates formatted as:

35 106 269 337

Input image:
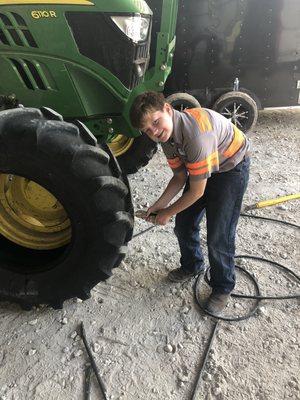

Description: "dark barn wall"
147 0 300 108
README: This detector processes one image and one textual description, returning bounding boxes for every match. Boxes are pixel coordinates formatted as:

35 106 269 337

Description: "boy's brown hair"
130 91 166 129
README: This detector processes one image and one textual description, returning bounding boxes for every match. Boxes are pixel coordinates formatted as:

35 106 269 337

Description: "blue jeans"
174 157 250 294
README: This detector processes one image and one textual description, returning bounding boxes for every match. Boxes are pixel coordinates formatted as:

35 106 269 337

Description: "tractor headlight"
111 15 150 43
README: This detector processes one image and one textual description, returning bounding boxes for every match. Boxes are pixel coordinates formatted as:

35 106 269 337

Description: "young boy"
130 91 250 315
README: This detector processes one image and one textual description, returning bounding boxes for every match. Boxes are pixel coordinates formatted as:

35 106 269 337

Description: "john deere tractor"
0 0 178 309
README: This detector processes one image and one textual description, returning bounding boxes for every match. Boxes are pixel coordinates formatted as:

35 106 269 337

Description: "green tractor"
0 0 178 309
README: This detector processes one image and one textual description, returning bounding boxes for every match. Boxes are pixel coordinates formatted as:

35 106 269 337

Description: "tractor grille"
65 12 151 90
9 58 53 91
0 12 37 48
130 43 149 88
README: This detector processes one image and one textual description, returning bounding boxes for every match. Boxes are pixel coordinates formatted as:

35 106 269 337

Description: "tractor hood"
0 0 152 15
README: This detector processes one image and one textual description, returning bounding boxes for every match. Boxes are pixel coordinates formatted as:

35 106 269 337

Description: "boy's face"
141 103 173 143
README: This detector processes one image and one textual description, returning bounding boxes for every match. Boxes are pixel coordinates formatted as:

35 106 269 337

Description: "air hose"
195 212 300 321
134 211 300 321
240 212 299 229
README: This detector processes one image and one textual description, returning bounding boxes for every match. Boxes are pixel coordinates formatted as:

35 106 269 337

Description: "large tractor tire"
109 134 157 175
213 91 258 132
0 107 134 310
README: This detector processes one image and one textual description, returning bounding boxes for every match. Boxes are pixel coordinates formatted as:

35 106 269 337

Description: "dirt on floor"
0 108 299 400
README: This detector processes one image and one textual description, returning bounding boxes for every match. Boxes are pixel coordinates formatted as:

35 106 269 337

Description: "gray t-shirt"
161 108 250 181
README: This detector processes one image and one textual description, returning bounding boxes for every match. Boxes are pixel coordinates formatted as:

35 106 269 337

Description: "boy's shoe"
204 291 231 316
168 267 202 283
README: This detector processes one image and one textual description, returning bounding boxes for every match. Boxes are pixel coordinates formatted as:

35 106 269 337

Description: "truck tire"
213 91 258 132
113 134 158 175
0 107 134 310
166 92 201 111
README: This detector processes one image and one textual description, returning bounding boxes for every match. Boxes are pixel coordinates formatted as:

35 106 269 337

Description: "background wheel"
0 107 134 309
213 91 258 132
109 134 157 175
166 92 201 111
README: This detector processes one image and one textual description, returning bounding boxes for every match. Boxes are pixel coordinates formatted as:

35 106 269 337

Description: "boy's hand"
146 205 160 218
154 209 172 225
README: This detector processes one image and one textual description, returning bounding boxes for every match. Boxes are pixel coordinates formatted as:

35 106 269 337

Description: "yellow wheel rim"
0 174 71 250
108 135 134 157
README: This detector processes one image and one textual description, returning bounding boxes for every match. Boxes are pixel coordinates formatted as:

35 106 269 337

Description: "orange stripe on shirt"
167 157 183 169
186 151 219 170
188 157 219 176
223 125 245 158
185 108 212 132
187 155 219 176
